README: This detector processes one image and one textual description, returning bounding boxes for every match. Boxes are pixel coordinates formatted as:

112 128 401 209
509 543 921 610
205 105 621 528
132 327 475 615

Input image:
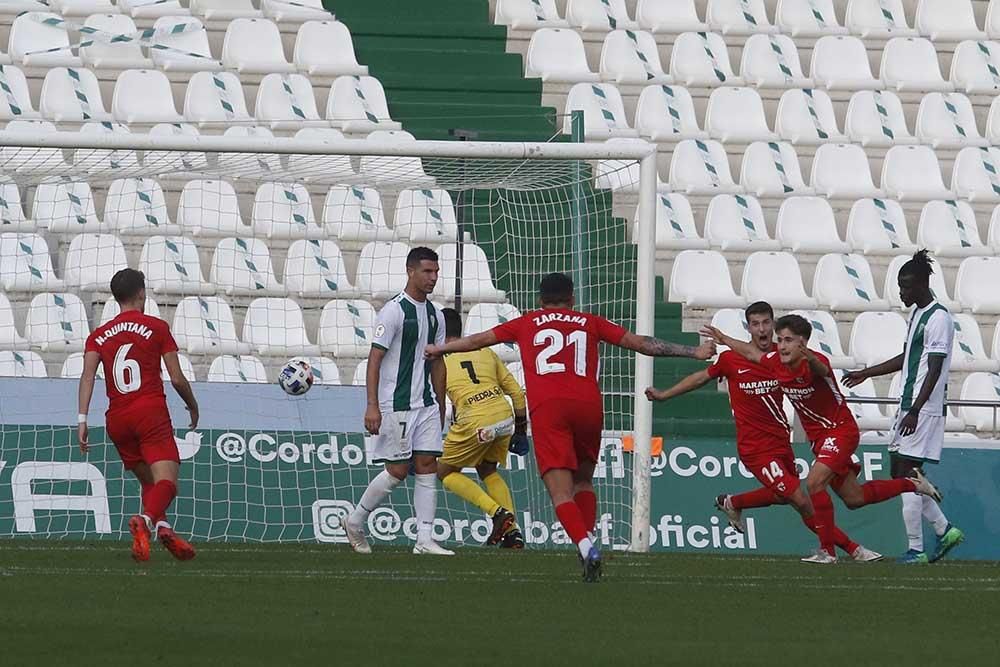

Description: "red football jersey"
706 349 791 457
492 308 628 411
84 310 178 411
758 350 857 442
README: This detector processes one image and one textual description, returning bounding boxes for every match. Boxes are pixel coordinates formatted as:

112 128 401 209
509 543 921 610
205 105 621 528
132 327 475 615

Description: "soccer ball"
278 358 314 396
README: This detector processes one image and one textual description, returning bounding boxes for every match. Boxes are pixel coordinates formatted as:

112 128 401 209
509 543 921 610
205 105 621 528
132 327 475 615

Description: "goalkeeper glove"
509 431 529 456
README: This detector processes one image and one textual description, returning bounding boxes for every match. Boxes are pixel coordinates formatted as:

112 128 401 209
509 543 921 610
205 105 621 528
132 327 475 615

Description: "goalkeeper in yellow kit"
437 308 528 549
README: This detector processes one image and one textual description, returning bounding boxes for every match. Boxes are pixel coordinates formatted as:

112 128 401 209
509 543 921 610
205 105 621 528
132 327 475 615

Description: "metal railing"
846 396 1000 439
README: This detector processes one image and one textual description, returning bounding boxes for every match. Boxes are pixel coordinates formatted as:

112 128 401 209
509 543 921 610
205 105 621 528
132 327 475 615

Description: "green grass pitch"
2 542 999 666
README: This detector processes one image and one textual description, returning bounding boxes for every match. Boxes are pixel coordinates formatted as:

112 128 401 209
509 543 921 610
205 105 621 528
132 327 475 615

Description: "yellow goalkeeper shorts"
439 414 512 469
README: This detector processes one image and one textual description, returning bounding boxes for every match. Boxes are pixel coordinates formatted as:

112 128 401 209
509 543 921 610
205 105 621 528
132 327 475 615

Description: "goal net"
0 131 657 552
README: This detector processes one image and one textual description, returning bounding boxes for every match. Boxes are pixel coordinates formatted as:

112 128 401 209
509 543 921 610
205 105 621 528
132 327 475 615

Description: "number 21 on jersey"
534 328 587 376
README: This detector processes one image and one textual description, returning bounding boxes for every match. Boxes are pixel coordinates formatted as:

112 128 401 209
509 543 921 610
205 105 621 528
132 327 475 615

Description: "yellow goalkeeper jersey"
444 348 526 422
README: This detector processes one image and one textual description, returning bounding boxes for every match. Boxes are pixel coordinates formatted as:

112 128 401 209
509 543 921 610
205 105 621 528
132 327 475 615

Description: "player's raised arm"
76 350 101 453
646 369 713 402
616 331 716 359
699 325 763 364
425 330 498 359
842 353 904 388
163 351 199 430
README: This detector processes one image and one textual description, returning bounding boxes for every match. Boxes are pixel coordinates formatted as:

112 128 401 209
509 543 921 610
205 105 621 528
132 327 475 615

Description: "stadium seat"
850 311 907 367
75 121 140 174
917 200 990 257
49 0 114 15
183 71 252 127
294 20 368 76
951 146 1000 202
359 130 434 188
495 0 568 30
139 236 215 295
775 197 849 253
211 237 285 296
709 309 749 350
841 376 891 430
191 0 263 21
956 256 1000 313
256 72 325 130
916 0 986 41
286 128 357 184
916 92 987 148
567 0 637 31
988 206 1000 250
0 350 46 378
63 234 128 291
707 0 776 34
0 121 68 177
705 87 776 143
525 28 598 82
740 141 811 197
810 35 880 90
99 298 160 327
326 75 402 133
775 89 845 144
989 0 1000 39
144 123 210 175
883 254 959 312
775 0 847 37
670 31 744 86
9 13 82 68
119 0 189 19
222 18 295 73
951 313 999 372
173 296 250 355
104 178 181 236
792 309 856 368
950 40 1000 93
150 17 221 72
634 84 708 142
599 30 671 84
881 145 952 200
847 198 917 254
322 185 392 243
0 64 39 120
436 243 505 302
880 37 953 92
742 251 817 309
669 139 742 195
466 303 523 362
636 0 708 33
355 241 409 298
60 352 97 379
242 298 320 356
812 253 889 311
0 233 63 292
294 356 341 385
216 126 283 178
160 353 196 383
262 0 329 22
176 180 249 238
112 70 182 124
594 138 658 192
845 90 916 147
39 67 110 122
668 250 744 308
318 299 377 358
25 292 88 352
810 143 883 199
638 192 708 250
207 355 268 383
34 181 103 234
0 184 32 232
251 182 323 239
739 34 813 88
0 293 28 350
80 14 154 70
991 320 1000 363
563 83 637 138
393 189 459 243
846 0 917 38
959 372 1000 431
704 194 779 251
284 239 353 298
986 97 1000 144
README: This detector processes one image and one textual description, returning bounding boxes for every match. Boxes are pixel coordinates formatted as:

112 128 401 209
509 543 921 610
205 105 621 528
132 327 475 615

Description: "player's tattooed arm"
698 325 763 363
619 332 716 359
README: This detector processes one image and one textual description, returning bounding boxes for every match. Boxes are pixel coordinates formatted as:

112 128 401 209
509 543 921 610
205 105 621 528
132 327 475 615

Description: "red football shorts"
811 427 861 482
742 449 801 499
529 399 604 477
105 399 179 470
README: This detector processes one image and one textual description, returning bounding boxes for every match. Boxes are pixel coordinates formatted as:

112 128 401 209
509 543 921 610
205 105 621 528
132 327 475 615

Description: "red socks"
140 481 165 524
731 487 780 510
142 480 177 525
808 491 836 556
574 490 597 532
555 502 590 546
861 478 915 505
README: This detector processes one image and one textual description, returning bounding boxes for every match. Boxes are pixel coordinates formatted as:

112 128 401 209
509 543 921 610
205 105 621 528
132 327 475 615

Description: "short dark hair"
745 301 774 321
442 307 462 338
774 314 812 339
110 268 145 304
406 246 438 268
899 248 935 285
539 272 574 306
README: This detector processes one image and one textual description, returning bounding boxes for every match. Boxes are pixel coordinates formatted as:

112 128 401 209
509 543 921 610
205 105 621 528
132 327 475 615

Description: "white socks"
902 492 924 551
577 537 594 559
350 470 402 527
922 495 949 536
413 473 438 545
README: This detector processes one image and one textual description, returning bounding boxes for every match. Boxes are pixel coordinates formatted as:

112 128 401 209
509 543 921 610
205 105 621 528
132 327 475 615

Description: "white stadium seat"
436 243 504 302
880 37 953 92
595 138 662 192
262 0 330 22
61 352 97 379
287 128 358 184
525 28 599 82
986 97 1000 144
991 321 1000 362
40 67 110 122
847 198 917 255
0 293 28 350
916 0 986 41
318 299 377 358
845 89 917 147
119 0 189 19
850 311 907 367
323 186 393 243
177 180 250 237
634 84 708 142
810 143 883 199
775 0 847 37
243 297 321 356
359 130 434 188
641 192 709 250
706 87 776 142
9 13 82 68
881 145 952 200
495 0 568 30
956 256 1000 313
812 253 889 311
112 70 182 124
846 0 917 38
704 194 780 251
951 313 999 372
210 237 284 296
636 0 708 33
251 183 322 239
76 121 140 174
951 146 1000 202
0 233 63 292
741 251 817 310
150 17 221 72
669 139 742 195
207 355 268 383
950 40 1000 94
191 0 263 21
466 303 523 363
567 0 637 31
294 20 368 76
25 292 88 352
776 197 849 253
775 88 845 144
104 178 180 236
173 296 250 355
217 126 283 178
599 30 671 84
351 360 368 386
740 141 812 197
810 35 880 90
356 241 410 299
327 75 402 133
989 0 1000 39
255 73 324 130
709 309 749 351
140 236 215 295
563 83 638 139
393 189 459 243
917 200 991 257
959 373 1000 431
668 250 744 308
63 234 128 291
184 71 252 127
670 31 744 86
222 18 295 73
49 0 114 16
0 350 46 378
145 123 210 175
707 0 776 35
160 353 196 383
80 14 154 70
883 254 959 312
792 310 856 369
989 206 1000 250
842 377 891 430
739 33 812 88
1 121 68 177
916 92 987 148
0 65 39 120
0 184 33 232
99 298 161 326
34 181 103 234
284 239 354 298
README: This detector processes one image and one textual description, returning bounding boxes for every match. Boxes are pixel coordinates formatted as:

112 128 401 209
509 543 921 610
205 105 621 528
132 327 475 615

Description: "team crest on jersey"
374 324 385 338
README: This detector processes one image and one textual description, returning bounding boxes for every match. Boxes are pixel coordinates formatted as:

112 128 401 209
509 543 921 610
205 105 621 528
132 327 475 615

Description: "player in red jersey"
703 314 942 563
77 269 200 563
426 272 716 582
647 302 881 562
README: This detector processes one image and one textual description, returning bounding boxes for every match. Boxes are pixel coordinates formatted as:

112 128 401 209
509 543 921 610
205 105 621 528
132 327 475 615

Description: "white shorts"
369 404 443 464
889 411 945 463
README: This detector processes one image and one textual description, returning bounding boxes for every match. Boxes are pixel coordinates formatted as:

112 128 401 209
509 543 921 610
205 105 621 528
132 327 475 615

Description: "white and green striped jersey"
899 301 953 416
371 292 445 412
